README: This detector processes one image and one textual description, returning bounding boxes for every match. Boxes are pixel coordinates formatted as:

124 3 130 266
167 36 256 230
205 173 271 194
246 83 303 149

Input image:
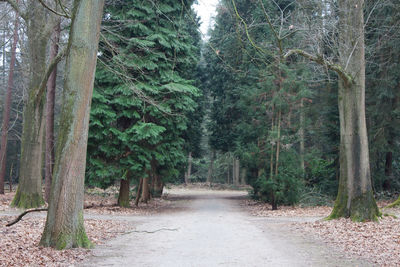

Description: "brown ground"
244 199 400 266
1 186 400 266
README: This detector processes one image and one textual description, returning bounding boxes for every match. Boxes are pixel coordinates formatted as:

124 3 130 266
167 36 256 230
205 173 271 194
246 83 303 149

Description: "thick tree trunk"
0 9 18 194
11 0 56 208
328 0 379 221
45 20 61 203
206 150 215 184
40 0 105 249
117 178 130 208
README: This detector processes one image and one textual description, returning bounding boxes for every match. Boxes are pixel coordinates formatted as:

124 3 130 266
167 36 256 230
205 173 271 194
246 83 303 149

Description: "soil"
81 188 371 267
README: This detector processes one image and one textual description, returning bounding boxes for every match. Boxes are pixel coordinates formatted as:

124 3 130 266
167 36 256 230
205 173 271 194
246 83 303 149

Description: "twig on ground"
6 208 47 227
122 228 179 234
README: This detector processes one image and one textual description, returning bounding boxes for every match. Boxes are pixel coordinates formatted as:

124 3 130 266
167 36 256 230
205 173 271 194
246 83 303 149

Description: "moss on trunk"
326 0 380 222
12 1 49 208
328 191 380 222
40 0 105 249
11 188 44 209
53 212 92 250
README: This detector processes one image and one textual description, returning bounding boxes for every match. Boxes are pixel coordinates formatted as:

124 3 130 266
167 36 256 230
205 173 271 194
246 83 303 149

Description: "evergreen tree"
86 0 201 203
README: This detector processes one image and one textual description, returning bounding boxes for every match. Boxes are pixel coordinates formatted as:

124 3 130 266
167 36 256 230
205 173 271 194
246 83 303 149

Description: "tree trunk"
141 177 150 203
383 151 392 191
227 160 230 184
117 178 130 208
240 167 246 185
234 158 240 186
151 173 164 198
135 178 143 206
44 19 61 203
328 0 379 221
299 98 305 172
0 8 18 194
206 150 215 184
185 152 192 184
11 1 51 208
40 0 105 249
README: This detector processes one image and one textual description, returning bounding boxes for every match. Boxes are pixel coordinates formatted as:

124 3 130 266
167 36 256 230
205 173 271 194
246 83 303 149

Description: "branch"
6 208 47 227
34 47 67 103
284 49 353 85
258 0 282 54
0 0 28 21
123 228 179 234
231 0 272 57
37 0 70 18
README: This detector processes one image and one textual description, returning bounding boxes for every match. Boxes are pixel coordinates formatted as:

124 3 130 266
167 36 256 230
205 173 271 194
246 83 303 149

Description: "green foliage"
253 151 304 206
86 0 201 189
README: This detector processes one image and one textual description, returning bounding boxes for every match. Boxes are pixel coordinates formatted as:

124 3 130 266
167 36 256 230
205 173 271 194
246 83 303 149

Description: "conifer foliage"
86 0 201 203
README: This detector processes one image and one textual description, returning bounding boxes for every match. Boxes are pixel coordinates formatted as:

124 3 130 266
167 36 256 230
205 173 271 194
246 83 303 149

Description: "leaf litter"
244 199 400 266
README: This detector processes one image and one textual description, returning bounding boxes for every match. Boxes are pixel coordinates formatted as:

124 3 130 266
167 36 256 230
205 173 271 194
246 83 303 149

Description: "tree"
86 0 201 202
40 0 105 249
259 0 380 220
325 0 379 221
0 4 18 194
6 0 62 208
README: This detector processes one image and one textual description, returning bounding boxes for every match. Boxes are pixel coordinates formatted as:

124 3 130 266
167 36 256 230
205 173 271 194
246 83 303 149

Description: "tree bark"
40 0 105 249
117 178 130 208
185 152 192 184
149 159 163 197
0 7 18 194
234 158 240 186
383 151 392 190
12 1 50 208
328 0 379 221
206 150 215 184
227 160 230 184
299 98 305 172
135 178 143 206
44 19 61 203
240 167 246 185
141 177 150 203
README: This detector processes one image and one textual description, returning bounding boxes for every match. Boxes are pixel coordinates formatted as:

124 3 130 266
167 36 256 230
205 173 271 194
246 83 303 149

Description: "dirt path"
81 189 371 267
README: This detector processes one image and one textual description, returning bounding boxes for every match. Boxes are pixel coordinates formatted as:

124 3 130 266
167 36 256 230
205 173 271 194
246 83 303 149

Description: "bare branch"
34 47 67 103
6 208 47 227
37 0 70 18
284 49 353 85
0 0 28 21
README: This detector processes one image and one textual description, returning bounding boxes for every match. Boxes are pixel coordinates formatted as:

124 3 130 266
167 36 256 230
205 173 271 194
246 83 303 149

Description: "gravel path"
81 189 372 267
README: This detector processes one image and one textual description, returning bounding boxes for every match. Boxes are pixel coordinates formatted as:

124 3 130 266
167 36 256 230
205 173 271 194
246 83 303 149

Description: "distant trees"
204 0 399 220
0 3 18 194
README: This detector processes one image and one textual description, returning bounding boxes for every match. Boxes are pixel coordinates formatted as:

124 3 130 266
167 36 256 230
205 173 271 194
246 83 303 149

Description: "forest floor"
0 185 399 266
